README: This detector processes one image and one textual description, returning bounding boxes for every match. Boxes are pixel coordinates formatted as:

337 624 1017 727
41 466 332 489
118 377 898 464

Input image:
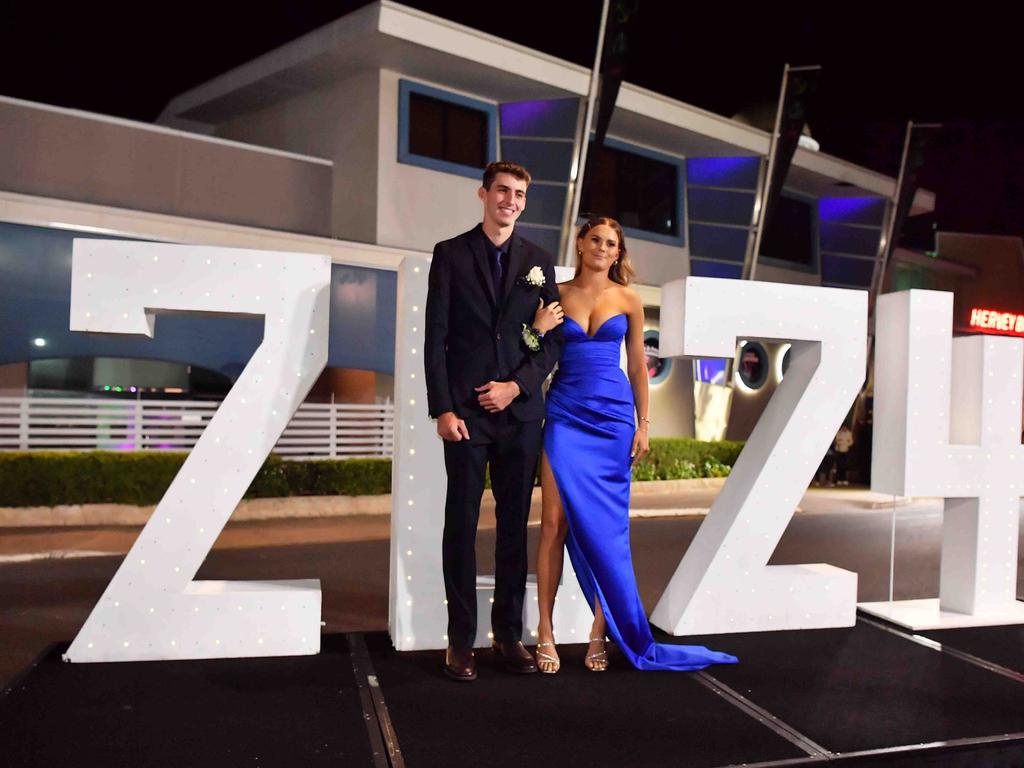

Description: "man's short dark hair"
482 161 532 190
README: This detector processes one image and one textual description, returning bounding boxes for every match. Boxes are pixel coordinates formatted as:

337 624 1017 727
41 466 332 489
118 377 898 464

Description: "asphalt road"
1 490 1021 689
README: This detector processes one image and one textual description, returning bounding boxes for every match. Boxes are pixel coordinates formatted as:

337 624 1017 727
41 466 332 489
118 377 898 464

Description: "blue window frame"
580 135 686 247
398 79 497 180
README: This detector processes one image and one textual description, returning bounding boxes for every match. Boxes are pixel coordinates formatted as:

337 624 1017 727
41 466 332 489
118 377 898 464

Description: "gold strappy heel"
535 640 560 674
585 636 608 672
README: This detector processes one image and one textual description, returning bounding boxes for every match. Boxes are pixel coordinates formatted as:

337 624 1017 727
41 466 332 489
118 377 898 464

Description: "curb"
0 477 731 528
0 494 390 528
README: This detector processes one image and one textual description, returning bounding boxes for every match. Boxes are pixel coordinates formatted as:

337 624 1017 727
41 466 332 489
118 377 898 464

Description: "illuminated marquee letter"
390 261 592 650
650 277 865 635
64 240 330 662
967 305 1024 337
860 290 1024 629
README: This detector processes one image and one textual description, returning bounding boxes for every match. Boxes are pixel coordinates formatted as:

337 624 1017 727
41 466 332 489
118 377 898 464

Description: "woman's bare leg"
535 452 568 670
586 599 609 670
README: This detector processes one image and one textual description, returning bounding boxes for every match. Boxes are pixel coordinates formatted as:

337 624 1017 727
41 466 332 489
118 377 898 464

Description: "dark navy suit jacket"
424 224 563 423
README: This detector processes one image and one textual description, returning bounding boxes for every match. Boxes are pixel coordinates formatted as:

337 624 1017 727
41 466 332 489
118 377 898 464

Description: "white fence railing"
0 396 394 460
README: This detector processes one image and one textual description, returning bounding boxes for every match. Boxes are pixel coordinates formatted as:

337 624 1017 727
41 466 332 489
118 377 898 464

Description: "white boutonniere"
521 323 542 352
522 265 546 287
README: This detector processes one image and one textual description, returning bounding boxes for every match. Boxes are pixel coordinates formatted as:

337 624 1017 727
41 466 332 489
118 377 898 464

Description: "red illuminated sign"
968 307 1024 336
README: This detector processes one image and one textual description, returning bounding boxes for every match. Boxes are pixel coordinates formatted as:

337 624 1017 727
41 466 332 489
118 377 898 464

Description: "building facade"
1 1 952 440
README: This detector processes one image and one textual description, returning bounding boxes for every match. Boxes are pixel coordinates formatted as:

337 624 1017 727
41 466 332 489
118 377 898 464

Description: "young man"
424 161 563 681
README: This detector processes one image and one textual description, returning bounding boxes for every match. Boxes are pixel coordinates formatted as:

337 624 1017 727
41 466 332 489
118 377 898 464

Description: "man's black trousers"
441 413 543 648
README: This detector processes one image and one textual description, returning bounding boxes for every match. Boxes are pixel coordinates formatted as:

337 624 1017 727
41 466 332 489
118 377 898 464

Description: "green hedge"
247 456 392 499
0 439 743 507
0 452 391 508
632 437 744 482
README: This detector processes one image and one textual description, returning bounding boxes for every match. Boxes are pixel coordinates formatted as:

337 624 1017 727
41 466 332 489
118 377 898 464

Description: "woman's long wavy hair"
574 217 635 286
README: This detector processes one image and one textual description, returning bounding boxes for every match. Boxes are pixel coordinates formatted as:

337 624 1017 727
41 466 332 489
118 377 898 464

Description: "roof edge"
158 3 382 123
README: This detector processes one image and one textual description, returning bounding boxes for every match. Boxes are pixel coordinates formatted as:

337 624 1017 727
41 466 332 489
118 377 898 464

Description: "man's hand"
437 411 470 442
475 381 520 413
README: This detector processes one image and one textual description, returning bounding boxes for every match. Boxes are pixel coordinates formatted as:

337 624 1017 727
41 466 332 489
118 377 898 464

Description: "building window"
398 80 497 179
694 358 727 385
643 329 673 386
758 192 818 271
736 341 769 391
580 137 685 246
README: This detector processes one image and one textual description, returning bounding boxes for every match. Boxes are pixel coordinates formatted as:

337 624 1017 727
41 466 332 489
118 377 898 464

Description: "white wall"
644 313 695 438
215 72 380 244
376 70 486 250
627 237 689 287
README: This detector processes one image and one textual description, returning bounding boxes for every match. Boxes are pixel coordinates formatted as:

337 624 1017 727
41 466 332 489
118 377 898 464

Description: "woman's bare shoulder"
613 284 642 310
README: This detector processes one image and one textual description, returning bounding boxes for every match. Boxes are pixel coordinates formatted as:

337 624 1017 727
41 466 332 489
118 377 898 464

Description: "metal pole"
864 122 937 396
865 199 896 348
744 64 791 282
560 0 611 267
743 64 822 281
558 99 590 265
726 64 785 385
868 121 914 319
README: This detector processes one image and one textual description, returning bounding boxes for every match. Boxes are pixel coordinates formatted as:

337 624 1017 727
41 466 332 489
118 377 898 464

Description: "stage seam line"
827 731 1024 761
693 670 834 759
720 758 828 768
856 615 1024 685
348 633 406 768
346 634 390 768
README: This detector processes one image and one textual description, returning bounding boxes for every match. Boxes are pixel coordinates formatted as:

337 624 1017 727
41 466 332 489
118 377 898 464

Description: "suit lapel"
499 233 528 308
466 225 497 308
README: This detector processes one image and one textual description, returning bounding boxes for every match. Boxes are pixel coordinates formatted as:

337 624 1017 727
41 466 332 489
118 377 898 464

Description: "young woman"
530 217 737 673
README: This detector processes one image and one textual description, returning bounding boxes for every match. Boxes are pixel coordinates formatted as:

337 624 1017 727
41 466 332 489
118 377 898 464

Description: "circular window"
644 330 672 386
736 341 768 390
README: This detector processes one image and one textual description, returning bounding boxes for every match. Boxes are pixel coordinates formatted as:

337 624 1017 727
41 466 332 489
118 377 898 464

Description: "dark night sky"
3 1 1023 244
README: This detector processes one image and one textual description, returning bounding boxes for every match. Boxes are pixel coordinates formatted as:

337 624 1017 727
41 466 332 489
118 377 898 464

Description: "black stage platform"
3 615 1024 767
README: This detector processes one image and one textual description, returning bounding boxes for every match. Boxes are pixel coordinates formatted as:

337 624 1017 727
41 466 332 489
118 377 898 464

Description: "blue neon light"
686 157 760 188
818 197 886 225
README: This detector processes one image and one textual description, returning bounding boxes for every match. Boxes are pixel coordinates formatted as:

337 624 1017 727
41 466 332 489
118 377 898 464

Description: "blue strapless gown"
544 314 738 671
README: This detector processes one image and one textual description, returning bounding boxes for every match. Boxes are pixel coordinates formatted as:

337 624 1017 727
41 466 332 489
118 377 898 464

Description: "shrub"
279 456 391 496
0 451 391 507
631 438 742 481
0 451 186 507
0 439 741 506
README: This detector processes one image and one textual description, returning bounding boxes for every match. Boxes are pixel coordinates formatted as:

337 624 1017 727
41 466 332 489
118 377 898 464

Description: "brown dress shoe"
492 640 538 674
444 646 477 681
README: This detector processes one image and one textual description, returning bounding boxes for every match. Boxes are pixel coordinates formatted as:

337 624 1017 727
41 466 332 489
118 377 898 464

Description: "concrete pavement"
0 486 909 559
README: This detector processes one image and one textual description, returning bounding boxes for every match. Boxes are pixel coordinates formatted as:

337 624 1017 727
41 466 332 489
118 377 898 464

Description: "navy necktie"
492 247 504 297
